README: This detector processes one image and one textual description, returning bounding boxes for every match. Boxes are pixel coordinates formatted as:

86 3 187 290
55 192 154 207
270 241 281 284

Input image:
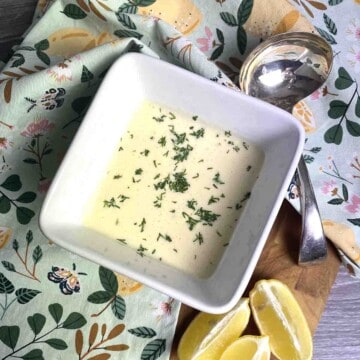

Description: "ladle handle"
297 156 327 265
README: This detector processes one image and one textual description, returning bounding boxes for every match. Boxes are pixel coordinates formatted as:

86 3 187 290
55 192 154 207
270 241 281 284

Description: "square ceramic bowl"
40 53 304 314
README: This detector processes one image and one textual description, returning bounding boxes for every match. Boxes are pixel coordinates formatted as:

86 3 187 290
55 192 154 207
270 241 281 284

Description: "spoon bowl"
239 32 333 265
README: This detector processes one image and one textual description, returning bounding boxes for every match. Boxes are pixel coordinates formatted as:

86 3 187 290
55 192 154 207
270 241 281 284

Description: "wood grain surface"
2 2 360 359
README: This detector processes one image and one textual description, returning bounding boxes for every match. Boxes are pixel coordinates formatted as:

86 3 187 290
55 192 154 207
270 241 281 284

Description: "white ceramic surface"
40 53 304 313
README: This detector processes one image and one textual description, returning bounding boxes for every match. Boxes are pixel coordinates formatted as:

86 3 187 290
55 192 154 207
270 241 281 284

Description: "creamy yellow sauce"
84 100 264 278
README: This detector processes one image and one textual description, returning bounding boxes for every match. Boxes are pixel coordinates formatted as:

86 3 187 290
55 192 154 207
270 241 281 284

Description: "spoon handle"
297 156 327 265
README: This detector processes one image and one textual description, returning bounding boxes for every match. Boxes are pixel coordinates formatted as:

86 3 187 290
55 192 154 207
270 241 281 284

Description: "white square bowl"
40 53 304 314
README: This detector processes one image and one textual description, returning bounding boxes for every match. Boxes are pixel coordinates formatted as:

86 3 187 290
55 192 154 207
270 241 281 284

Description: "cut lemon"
249 279 312 360
178 298 251 360
220 335 270 360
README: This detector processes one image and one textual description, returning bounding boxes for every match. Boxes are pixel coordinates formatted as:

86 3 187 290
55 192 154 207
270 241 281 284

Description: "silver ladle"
239 32 333 265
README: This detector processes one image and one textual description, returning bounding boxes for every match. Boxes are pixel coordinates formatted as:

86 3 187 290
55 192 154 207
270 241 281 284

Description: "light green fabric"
1 0 360 358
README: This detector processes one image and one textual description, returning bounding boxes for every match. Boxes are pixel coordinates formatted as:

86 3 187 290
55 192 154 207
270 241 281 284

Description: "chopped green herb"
192 115 198 121
216 230 222 237
243 141 249 150
158 136 166 147
153 160 157 168
132 177 140 183
208 195 220 205
136 244 147 257
207 167 213 170
154 173 161 180
195 207 220 226
141 149 150 156
173 144 193 163
225 130 231 137
170 209 176 213
152 249 156 254
187 199 197 210
169 112 176 120
190 128 205 138
246 165 252 172
213 172 225 185
182 212 201 231
103 197 120 208
113 174 122 179
233 146 240 152
192 173 199 179
135 168 143 175
198 159 204 163
193 232 204 245
118 146 124 151
153 192 165 208
139 218 146 232
154 174 170 190
168 171 190 193
157 233 172 242
117 194 129 203
220 193 225 198
173 248 178 253
117 238 127 244
235 203 242 210
115 218 119 225
153 114 166 122
163 150 169 157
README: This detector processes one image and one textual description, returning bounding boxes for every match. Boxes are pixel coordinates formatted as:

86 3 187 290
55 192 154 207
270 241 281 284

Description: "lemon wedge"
249 279 312 360
177 298 251 360
220 335 271 360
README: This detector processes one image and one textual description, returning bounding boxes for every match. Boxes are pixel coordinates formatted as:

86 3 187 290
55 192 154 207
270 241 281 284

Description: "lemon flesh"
250 279 313 360
178 298 251 360
220 335 270 360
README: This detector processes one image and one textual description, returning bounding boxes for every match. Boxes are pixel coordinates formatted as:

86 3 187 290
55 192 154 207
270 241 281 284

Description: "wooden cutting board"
170 200 341 358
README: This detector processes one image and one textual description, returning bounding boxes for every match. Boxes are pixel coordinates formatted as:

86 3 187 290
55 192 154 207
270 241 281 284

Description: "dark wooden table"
1 1 360 359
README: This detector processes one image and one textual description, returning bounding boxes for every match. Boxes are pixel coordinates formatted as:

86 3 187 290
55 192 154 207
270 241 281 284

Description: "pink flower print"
196 26 214 52
346 18 360 42
38 178 52 193
151 297 175 325
310 89 321 100
21 119 55 137
0 137 13 150
345 194 360 214
321 180 337 195
47 61 72 83
347 44 360 74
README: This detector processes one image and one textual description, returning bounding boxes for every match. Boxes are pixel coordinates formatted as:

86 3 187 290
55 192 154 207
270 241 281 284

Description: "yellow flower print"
0 227 12 249
115 273 143 296
292 101 316 133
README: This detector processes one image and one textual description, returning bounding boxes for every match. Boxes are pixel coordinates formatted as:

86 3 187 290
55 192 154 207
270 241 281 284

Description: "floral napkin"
1 0 360 358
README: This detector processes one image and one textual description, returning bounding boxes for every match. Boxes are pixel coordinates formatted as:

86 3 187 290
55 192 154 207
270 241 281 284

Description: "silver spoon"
239 32 333 265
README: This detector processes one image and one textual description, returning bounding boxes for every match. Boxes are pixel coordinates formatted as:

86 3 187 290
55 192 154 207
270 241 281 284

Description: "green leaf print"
328 100 347 118
2 261 16 272
1 174 22 191
0 325 20 350
99 266 118 294
323 13 337 35
62 4 88 19
48 303 63 324
324 124 343 144
117 13 137 29
346 119 360 137
335 67 354 89
348 218 360 226
16 192 37 203
32 245 43 264
237 26 247 54
220 12 238 26
72 96 93 115
328 0 343 5
88 290 114 303
315 27 337 44
28 313 46 336
114 29 143 39
128 327 157 338
118 3 138 13
216 28 224 44
36 50 50 66
355 96 360 117
328 198 344 205
0 196 11 213
0 273 15 293
15 288 41 304
237 0 253 25
62 312 87 329
44 338 68 350
10 53 25 68
34 39 49 51
81 65 94 83
141 339 166 360
16 207 35 225
131 0 156 6
20 349 44 360
111 295 126 319
342 184 349 202
210 45 224 61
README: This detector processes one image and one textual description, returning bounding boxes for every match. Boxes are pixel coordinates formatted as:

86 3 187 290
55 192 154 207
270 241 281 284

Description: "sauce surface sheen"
84 100 264 278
